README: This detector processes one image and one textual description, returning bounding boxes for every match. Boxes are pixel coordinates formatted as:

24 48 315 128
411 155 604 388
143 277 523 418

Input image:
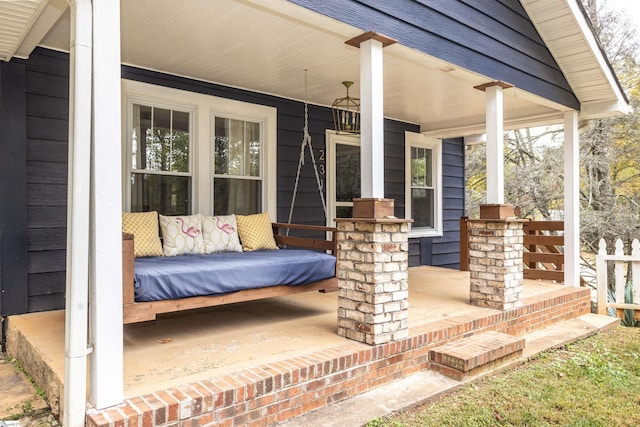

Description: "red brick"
117 402 140 426
85 411 110 427
275 405 303 422
154 390 179 422
211 378 237 406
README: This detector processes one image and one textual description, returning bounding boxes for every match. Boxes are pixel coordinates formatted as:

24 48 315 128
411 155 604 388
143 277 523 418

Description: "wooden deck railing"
522 220 565 282
460 218 567 284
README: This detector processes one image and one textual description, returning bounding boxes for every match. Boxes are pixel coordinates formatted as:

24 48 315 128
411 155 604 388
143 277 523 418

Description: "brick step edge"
430 349 524 380
429 331 525 372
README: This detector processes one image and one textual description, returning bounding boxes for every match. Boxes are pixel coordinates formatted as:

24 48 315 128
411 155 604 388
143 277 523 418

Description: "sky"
607 0 640 32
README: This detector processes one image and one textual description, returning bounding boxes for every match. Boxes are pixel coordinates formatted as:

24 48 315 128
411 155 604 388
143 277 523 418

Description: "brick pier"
335 217 412 345
467 218 525 310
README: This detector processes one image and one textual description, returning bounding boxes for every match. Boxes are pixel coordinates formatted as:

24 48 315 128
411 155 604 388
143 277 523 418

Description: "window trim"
326 130 360 228
122 79 277 219
405 131 442 238
211 114 265 215
127 101 196 214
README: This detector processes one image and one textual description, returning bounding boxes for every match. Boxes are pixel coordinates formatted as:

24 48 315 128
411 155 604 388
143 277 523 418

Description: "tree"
579 0 640 254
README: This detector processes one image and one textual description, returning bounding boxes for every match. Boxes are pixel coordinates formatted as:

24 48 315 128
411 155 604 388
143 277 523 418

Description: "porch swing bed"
122 222 338 324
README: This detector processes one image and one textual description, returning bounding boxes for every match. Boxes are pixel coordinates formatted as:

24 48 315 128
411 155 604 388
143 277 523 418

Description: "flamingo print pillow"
200 214 243 253
159 214 205 256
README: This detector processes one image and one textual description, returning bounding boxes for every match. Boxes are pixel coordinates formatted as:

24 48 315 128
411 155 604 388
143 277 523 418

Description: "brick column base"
467 219 525 310
335 218 411 345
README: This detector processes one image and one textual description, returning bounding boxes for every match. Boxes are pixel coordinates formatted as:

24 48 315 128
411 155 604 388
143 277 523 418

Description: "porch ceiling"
0 0 46 61
7 0 628 136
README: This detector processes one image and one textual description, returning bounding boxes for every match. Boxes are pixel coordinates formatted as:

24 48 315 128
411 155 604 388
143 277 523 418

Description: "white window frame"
211 114 265 215
121 79 277 219
125 99 196 213
405 131 442 237
326 130 360 228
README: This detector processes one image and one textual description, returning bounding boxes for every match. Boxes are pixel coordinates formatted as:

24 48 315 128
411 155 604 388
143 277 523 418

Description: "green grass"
367 326 640 427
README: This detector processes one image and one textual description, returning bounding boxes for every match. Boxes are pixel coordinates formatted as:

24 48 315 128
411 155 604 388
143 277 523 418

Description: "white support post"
64 1 92 426
90 0 123 408
564 110 580 286
485 84 504 204
359 38 385 198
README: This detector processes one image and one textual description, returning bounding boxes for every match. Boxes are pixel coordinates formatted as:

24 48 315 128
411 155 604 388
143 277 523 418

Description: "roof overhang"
521 0 631 119
1 0 630 136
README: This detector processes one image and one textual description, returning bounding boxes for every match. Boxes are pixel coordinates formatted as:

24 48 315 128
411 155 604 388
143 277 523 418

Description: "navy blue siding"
25 49 69 312
2 48 466 314
0 49 70 314
0 61 29 316
289 0 578 110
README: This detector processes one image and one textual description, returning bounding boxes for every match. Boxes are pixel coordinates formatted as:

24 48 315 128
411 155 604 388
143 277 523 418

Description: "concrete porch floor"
5 266 594 425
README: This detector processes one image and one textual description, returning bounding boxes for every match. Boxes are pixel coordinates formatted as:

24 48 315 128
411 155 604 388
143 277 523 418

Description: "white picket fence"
596 238 640 317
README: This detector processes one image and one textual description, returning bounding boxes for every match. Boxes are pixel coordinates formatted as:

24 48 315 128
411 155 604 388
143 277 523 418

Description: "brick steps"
429 331 525 380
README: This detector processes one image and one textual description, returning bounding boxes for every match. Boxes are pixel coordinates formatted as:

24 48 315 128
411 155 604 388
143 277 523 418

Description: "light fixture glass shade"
332 81 360 134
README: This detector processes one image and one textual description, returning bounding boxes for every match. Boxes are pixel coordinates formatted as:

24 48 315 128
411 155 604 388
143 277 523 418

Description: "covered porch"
0 1 630 425
6 266 598 425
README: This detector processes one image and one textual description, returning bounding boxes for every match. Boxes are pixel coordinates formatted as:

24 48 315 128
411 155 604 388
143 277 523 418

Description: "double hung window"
130 104 193 216
405 132 442 237
124 80 276 218
213 117 262 215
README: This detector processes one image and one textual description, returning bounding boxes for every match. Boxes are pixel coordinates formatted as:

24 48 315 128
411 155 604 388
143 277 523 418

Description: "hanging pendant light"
332 81 360 134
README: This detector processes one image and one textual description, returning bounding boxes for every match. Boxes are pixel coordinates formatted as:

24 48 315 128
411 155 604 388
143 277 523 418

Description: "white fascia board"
580 99 632 119
561 0 629 110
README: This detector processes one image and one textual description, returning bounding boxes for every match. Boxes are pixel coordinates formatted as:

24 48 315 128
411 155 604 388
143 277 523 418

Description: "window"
213 117 262 215
130 103 193 216
405 132 442 237
123 80 277 219
326 131 361 227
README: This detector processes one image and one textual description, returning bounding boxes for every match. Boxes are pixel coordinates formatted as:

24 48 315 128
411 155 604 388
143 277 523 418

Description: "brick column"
467 219 525 310
335 218 411 345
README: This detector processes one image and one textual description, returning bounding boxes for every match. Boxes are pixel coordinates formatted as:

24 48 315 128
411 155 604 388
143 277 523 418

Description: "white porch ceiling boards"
521 0 630 119
10 0 629 134
0 0 46 61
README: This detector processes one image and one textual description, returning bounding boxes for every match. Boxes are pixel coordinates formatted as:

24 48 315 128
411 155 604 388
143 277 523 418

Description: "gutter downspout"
64 1 92 426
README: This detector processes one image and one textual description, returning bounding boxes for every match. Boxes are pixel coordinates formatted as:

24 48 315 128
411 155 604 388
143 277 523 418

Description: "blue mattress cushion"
133 248 336 302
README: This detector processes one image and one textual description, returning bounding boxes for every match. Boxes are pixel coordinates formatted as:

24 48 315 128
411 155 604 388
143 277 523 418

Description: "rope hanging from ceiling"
287 70 327 228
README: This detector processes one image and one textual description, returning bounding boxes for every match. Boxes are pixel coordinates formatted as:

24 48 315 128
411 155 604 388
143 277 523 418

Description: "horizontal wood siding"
289 0 578 109
6 46 463 314
0 61 28 316
24 49 69 312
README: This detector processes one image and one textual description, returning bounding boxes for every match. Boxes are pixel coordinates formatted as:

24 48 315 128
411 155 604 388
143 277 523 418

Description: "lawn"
367 326 640 427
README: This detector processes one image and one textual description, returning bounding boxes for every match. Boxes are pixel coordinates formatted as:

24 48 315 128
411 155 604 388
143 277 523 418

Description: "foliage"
466 0 640 265
367 327 640 427
608 283 640 327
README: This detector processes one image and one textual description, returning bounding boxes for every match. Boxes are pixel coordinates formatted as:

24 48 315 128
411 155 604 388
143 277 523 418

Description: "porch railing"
596 238 640 321
460 218 567 283
522 220 565 282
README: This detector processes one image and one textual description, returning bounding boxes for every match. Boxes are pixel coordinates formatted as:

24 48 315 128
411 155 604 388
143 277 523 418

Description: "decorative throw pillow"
122 211 163 257
159 214 205 256
201 214 243 253
236 212 279 251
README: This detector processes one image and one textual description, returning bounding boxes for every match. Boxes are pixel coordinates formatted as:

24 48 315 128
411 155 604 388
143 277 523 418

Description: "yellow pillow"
122 211 163 257
236 212 279 251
